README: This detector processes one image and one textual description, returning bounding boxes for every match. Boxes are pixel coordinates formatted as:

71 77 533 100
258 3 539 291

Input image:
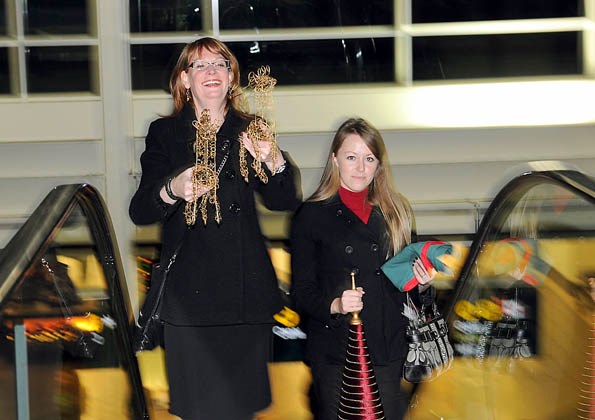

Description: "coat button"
375 268 382 276
229 203 241 214
225 169 235 179
371 243 379 252
344 245 354 254
336 209 343 216
220 139 231 152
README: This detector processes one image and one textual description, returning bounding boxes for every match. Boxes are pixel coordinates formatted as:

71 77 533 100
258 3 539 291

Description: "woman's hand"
161 167 212 204
331 287 365 315
239 130 286 172
413 258 436 291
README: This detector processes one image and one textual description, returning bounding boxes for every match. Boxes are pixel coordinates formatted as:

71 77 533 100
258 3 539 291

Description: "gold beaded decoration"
239 65 279 184
184 109 221 226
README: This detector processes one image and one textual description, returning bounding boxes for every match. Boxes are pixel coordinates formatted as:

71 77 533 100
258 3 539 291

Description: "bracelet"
164 177 180 201
272 162 287 175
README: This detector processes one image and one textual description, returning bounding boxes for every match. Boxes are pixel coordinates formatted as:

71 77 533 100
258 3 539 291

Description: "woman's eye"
366 156 376 162
346 155 356 161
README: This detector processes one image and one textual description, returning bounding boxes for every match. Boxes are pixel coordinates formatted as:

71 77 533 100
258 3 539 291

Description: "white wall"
2 91 595 247
130 88 595 240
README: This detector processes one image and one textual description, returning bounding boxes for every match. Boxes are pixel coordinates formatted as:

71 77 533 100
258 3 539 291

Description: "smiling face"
333 133 379 192
180 48 232 111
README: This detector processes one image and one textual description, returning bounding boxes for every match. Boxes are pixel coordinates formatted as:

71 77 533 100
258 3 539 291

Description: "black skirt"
164 323 273 420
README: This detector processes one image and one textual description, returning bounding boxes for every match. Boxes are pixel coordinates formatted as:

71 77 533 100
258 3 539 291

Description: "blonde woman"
290 118 433 419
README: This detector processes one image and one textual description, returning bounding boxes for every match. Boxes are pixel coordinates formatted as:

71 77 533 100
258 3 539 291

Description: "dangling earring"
227 84 236 100
186 88 192 103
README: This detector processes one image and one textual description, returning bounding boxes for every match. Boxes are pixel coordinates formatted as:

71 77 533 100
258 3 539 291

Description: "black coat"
130 105 301 326
290 195 412 365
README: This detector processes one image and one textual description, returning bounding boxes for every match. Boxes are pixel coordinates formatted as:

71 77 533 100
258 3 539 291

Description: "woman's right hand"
331 287 365 315
162 167 212 204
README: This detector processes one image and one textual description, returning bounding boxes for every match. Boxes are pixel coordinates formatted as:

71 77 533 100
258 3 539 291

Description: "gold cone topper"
184 109 221 226
337 271 385 420
349 271 362 326
239 65 279 184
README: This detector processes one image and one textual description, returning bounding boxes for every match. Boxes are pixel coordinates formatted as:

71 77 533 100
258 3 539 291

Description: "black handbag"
402 293 454 383
133 247 180 353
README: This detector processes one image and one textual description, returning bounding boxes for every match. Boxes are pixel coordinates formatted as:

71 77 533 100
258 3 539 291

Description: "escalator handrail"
446 168 595 317
0 184 80 303
0 183 149 419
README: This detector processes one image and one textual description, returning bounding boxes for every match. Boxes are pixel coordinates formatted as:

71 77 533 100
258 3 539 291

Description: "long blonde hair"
167 37 248 117
309 118 413 255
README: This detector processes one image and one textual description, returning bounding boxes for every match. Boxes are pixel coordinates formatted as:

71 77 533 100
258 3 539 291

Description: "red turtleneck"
339 186 372 224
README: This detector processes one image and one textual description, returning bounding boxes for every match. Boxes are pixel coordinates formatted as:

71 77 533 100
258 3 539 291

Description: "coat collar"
323 193 388 246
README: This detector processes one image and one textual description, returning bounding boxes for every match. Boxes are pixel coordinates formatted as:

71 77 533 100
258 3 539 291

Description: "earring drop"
227 84 236 100
186 88 192 103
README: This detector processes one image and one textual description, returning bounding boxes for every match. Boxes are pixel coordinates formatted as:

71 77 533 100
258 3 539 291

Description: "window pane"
131 43 182 91
230 39 394 86
0 0 6 36
413 0 582 23
131 39 394 90
130 0 203 32
219 0 392 29
413 32 581 80
26 46 93 93
0 48 9 94
25 0 89 35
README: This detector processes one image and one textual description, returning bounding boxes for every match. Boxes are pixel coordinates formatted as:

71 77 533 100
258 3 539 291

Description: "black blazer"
130 105 301 326
290 195 413 365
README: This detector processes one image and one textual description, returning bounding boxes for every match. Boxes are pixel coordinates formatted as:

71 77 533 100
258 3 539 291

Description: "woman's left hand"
239 130 285 172
413 257 436 286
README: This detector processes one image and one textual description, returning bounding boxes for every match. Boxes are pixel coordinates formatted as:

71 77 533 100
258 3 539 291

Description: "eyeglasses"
187 59 230 71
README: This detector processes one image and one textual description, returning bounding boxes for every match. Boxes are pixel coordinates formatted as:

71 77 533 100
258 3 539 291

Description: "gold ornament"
184 109 221 226
239 65 279 184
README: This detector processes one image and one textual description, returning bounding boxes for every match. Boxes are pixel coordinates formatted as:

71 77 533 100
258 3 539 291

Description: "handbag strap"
147 235 183 314
406 292 417 314
165 239 183 271
406 288 442 325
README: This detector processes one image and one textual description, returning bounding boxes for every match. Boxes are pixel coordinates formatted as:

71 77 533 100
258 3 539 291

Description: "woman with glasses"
130 37 301 419
290 118 434 419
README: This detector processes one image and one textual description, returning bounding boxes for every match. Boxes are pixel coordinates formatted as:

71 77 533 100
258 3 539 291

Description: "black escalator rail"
449 168 595 313
426 165 595 419
0 184 149 420
0 184 79 307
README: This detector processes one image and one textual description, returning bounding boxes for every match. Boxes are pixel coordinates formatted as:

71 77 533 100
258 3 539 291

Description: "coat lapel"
327 194 387 245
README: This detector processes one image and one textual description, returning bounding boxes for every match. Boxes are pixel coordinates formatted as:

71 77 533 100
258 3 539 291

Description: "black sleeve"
129 120 186 225
290 205 339 327
251 150 302 212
